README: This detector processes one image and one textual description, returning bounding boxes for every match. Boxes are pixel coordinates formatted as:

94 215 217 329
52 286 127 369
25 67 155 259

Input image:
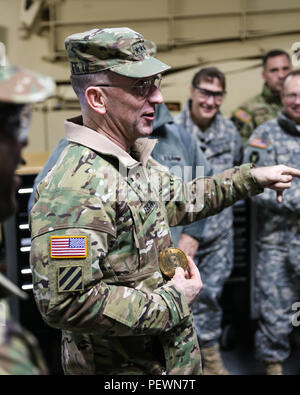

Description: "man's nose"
206 95 215 105
278 70 286 79
149 85 163 104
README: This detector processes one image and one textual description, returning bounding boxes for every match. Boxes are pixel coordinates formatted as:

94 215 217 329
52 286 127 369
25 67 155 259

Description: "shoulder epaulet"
249 137 270 149
233 109 252 124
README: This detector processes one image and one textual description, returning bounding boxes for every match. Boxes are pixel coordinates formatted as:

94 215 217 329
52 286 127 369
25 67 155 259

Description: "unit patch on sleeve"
50 236 87 259
249 151 260 164
249 138 269 149
57 265 84 292
234 109 252 123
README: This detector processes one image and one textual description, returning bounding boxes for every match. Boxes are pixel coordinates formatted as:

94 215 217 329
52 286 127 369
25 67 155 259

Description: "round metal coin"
159 247 188 278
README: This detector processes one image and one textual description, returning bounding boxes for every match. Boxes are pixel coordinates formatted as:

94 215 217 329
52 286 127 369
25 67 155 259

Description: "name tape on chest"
50 236 87 259
249 138 269 149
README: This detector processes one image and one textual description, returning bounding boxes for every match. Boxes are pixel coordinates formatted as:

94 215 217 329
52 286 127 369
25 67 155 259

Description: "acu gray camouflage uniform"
244 111 300 363
29 115 262 375
175 102 243 347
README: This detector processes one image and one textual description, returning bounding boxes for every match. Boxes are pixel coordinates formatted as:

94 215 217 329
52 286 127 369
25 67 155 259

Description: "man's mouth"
142 112 155 120
201 105 215 113
292 106 300 115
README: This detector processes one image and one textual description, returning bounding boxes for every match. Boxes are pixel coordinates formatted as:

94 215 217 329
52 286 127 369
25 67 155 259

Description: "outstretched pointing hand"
251 165 300 203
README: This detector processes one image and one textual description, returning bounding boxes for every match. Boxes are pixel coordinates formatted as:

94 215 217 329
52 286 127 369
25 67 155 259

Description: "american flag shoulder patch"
249 138 269 149
50 236 87 259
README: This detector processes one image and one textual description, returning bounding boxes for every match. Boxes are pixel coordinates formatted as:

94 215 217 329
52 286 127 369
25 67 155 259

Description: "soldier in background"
29 27 300 375
243 69 300 375
175 67 242 375
231 49 292 143
150 102 213 255
0 47 55 374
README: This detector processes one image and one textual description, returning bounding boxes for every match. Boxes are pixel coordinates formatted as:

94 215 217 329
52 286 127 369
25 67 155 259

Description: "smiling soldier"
244 69 300 375
175 67 243 374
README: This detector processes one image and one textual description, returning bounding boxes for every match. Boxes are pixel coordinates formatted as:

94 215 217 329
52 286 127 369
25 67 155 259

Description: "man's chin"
139 126 153 137
200 111 217 121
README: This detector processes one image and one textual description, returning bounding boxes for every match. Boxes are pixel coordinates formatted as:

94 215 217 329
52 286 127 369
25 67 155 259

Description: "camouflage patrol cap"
65 27 171 78
0 43 55 104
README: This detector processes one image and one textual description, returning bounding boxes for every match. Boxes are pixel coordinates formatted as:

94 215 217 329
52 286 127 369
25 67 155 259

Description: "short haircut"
262 49 291 67
282 69 300 90
70 71 110 106
191 67 226 92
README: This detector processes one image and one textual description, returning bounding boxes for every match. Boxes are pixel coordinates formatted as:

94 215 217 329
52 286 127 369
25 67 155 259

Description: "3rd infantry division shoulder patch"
57 266 84 292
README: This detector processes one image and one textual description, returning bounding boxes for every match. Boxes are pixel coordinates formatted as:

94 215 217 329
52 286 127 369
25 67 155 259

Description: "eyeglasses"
94 75 162 97
193 86 225 102
284 93 300 102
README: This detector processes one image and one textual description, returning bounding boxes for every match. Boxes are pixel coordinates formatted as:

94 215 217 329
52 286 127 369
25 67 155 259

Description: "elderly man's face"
102 73 164 141
0 104 29 221
281 75 300 124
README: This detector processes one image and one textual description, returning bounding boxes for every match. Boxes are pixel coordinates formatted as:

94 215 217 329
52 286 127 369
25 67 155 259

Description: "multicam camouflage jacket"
0 275 48 375
231 84 282 143
30 116 262 375
244 111 300 246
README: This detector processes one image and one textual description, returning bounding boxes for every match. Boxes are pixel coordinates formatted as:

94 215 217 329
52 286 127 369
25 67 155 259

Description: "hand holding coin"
159 247 188 279
171 255 203 306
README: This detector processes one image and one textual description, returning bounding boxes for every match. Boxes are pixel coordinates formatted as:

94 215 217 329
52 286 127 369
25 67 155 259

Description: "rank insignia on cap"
249 138 269 149
57 265 83 292
50 236 87 259
234 109 252 123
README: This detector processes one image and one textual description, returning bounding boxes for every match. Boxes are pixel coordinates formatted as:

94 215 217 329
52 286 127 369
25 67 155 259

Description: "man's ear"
85 86 106 114
262 69 266 82
189 85 194 99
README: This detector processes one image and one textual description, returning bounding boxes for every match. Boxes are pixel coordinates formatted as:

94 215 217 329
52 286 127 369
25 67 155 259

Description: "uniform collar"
278 111 300 137
65 115 157 169
262 83 282 105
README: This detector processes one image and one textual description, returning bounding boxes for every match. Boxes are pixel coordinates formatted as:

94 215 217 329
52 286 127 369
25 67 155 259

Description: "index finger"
276 190 283 204
283 167 300 178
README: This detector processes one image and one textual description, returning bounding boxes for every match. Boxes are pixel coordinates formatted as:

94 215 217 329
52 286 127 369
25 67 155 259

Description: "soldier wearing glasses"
29 28 300 376
175 67 243 374
244 70 300 375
